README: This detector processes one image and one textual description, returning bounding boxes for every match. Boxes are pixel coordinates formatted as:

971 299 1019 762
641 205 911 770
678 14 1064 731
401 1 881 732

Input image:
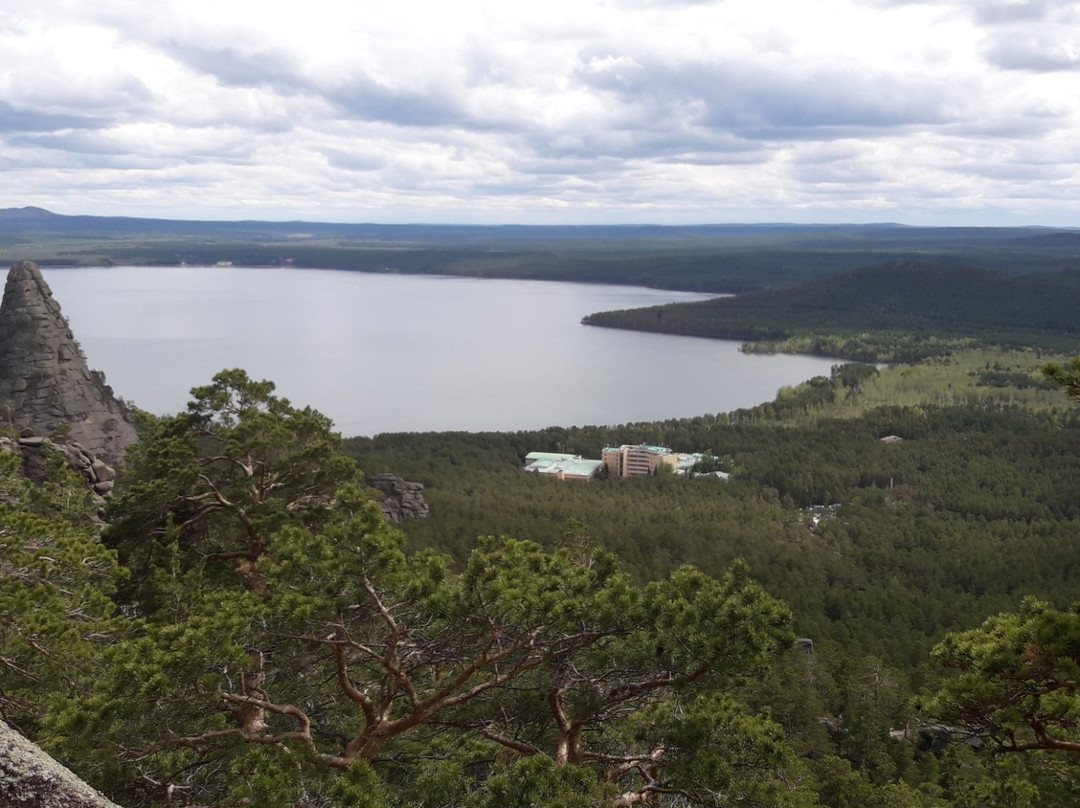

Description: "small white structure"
523 452 604 481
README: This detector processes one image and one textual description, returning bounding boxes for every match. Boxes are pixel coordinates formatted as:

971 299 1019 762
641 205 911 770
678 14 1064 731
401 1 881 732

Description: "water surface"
43 267 839 436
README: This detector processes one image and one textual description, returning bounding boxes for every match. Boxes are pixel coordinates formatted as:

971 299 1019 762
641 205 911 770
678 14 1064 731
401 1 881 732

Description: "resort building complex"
522 445 714 481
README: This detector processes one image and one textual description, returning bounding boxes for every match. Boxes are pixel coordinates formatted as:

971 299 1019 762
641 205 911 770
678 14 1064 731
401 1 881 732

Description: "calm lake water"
42 267 839 436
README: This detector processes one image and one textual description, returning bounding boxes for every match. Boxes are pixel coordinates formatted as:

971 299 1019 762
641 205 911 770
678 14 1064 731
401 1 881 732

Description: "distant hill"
0 206 915 243
0 205 57 221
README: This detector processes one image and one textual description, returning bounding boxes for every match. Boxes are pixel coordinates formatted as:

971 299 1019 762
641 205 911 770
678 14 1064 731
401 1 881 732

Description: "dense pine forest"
344 376 1080 670
4 217 1080 805
4 350 1080 806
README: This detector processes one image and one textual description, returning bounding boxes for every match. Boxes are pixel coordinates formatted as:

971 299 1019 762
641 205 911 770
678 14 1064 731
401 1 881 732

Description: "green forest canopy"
3 339 1080 805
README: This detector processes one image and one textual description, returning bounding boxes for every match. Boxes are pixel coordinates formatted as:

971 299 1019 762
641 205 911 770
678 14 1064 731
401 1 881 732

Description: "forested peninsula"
4 217 1080 807
583 262 1080 362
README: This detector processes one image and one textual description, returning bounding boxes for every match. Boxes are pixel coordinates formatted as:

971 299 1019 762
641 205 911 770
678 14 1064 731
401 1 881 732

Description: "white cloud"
0 0 1076 224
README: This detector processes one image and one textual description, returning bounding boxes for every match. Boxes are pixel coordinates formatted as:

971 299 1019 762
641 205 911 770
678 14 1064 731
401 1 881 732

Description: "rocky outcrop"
0 720 122 808
0 432 117 502
367 473 430 524
0 262 137 462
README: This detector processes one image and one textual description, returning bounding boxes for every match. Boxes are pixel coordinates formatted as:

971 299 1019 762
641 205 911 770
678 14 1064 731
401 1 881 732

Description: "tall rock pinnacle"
0 262 138 460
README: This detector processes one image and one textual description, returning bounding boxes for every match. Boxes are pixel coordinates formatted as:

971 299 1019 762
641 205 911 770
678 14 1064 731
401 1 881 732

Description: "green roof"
524 457 604 478
602 444 672 454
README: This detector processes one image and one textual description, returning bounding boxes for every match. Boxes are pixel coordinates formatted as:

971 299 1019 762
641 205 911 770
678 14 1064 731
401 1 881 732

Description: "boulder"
366 473 430 524
0 433 118 517
0 720 122 808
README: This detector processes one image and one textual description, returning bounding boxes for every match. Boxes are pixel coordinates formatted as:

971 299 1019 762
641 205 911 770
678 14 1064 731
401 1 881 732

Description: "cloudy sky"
1 0 1078 225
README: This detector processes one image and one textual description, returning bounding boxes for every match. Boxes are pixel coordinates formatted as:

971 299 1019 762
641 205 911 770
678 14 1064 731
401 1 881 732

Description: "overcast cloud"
0 0 1077 225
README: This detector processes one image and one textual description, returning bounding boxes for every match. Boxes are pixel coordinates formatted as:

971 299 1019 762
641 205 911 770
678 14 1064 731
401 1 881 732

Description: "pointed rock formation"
0 262 137 461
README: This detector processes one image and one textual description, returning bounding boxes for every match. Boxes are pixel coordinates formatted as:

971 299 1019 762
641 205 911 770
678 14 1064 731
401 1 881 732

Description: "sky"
1 0 1078 226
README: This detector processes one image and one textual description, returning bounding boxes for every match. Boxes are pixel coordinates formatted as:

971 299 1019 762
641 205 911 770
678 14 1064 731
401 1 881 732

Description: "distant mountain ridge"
1 206 1075 244
0 205 915 242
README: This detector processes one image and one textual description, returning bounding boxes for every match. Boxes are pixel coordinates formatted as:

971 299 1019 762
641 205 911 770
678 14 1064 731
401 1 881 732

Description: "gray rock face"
1 720 122 808
0 434 118 519
0 262 137 461
367 473 430 524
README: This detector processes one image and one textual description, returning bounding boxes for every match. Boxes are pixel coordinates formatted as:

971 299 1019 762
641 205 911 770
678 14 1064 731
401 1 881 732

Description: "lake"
42 267 840 436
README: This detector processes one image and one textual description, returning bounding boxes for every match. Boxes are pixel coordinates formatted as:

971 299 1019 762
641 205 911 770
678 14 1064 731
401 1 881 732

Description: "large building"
601 444 708 477
601 444 713 477
603 444 674 477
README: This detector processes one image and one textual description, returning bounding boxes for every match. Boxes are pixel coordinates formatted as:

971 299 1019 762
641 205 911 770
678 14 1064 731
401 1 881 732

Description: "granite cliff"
0 262 137 461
